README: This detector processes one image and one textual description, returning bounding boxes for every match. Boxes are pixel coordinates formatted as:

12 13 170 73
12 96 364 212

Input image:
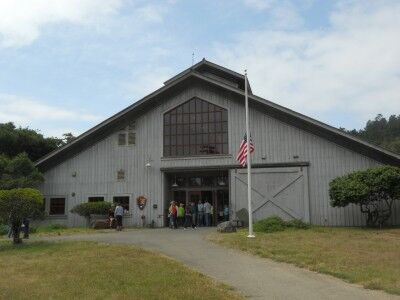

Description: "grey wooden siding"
40 81 399 227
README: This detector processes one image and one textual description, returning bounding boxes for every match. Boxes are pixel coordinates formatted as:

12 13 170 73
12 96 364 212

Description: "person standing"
108 208 115 228
169 201 178 229
190 201 198 228
204 200 212 227
184 203 195 230
177 203 185 228
223 204 229 221
22 218 30 239
197 201 204 227
114 203 124 231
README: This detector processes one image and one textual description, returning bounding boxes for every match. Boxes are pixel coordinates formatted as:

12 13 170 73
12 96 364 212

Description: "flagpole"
245 70 255 238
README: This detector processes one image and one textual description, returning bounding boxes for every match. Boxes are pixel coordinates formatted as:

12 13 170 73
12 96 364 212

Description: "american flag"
236 134 255 167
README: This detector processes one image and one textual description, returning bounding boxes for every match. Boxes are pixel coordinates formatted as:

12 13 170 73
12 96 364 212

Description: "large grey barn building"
36 59 400 227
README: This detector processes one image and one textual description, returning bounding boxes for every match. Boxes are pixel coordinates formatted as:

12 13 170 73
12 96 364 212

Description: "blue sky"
0 0 399 137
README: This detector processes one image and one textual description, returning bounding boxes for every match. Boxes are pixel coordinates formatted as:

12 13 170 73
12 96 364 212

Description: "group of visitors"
7 217 30 239
168 200 229 229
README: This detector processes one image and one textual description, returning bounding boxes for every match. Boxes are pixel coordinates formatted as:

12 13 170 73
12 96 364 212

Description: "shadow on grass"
0 240 83 253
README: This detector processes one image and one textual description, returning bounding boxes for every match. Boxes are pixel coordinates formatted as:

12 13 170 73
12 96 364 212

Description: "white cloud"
215 1 400 128
0 0 122 47
122 67 172 101
0 94 101 124
242 0 275 10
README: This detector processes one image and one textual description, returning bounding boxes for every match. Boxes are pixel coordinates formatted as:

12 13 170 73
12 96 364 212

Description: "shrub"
253 216 310 233
0 223 8 235
70 201 112 226
253 216 286 233
0 188 43 243
330 166 400 227
286 219 311 229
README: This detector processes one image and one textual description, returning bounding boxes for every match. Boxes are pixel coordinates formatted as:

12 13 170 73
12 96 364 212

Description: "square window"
88 196 104 202
118 133 126 145
189 177 201 186
49 198 65 215
113 196 130 212
128 132 136 145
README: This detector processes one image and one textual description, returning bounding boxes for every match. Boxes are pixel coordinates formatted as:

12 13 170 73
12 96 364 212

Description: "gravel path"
35 228 398 300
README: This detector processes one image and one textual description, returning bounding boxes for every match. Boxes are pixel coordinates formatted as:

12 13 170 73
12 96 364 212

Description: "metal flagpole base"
247 234 255 238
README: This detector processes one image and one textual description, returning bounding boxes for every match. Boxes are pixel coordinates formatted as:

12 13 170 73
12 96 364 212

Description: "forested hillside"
342 114 400 154
0 122 75 161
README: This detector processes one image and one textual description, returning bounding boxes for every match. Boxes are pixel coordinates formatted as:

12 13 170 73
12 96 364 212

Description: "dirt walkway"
36 228 398 300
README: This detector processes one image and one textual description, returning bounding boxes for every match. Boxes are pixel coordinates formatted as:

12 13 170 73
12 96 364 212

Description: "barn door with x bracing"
232 167 310 222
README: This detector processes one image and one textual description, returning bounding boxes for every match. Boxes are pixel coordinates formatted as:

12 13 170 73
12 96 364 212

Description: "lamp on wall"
171 174 178 187
217 171 226 186
145 157 153 168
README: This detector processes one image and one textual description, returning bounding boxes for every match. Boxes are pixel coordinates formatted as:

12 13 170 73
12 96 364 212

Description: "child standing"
177 203 185 228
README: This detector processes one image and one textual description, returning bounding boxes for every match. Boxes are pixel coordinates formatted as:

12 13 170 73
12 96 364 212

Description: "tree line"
341 114 400 154
0 122 75 243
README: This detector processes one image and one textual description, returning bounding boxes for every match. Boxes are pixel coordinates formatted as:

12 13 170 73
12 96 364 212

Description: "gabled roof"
35 60 400 170
164 58 252 93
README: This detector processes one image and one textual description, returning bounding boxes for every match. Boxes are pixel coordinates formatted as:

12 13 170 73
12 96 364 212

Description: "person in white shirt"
197 201 204 227
204 200 212 227
114 203 124 231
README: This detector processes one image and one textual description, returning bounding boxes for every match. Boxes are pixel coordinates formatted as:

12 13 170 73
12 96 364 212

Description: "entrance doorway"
165 171 229 227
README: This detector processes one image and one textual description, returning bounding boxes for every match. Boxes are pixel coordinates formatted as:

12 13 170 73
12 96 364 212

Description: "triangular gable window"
163 98 228 157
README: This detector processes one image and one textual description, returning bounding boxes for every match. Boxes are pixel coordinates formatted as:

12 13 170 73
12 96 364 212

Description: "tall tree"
0 122 63 161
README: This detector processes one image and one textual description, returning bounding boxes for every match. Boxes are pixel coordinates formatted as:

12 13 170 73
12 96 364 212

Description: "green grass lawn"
0 241 241 300
208 227 400 295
